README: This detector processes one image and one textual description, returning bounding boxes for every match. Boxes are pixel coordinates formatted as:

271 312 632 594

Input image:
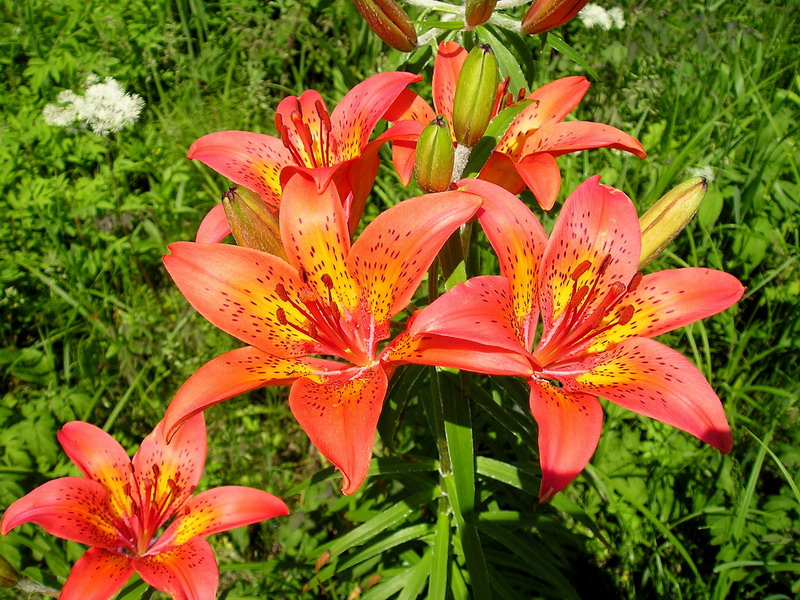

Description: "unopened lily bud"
521 0 590 35
353 0 417 52
0 556 20 588
639 177 707 268
415 116 455 192
452 44 499 147
465 0 498 27
222 186 287 259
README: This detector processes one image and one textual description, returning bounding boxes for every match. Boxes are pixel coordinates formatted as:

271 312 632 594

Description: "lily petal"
383 89 435 124
0 478 118 549
497 76 590 157
564 337 733 452
276 90 330 168
477 151 526 195
157 487 288 550
132 415 207 526
195 203 231 244
460 178 548 346
331 71 422 162
187 131 292 212
348 190 482 322
513 153 563 211
407 276 528 356
528 121 646 159
133 538 218 600
538 176 641 336
529 379 603 502
164 346 336 441
163 242 320 357
57 422 135 520
589 268 745 352
386 329 534 376
432 41 468 129
280 171 360 313
289 365 389 494
60 548 134 600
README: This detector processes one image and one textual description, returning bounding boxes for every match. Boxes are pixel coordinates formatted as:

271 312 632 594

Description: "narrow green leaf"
545 33 599 80
428 511 450 600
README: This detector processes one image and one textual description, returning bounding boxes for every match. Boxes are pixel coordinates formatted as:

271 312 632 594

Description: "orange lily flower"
405 177 744 501
478 76 647 210
188 71 421 240
162 171 482 494
1 416 288 600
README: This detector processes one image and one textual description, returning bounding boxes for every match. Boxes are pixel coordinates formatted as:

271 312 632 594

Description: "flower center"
535 254 640 367
275 274 372 365
275 98 335 169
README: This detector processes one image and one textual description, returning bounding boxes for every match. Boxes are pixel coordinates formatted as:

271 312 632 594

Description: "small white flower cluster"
577 4 626 30
43 74 145 136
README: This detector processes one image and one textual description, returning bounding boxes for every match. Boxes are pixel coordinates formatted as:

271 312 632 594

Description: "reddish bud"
521 0 590 35
222 186 287 259
353 0 418 52
465 0 498 27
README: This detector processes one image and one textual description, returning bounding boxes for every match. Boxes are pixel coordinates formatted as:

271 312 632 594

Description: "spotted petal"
163 242 322 357
133 538 218 600
156 487 289 551
497 76 590 157
512 153 563 211
527 121 646 159
589 267 745 352
276 90 331 168
0 478 119 550
538 176 641 338
331 71 422 162
187 131 292 212
563 337 733 452
529 379 603 502
60 547 134 600
164 347 337 441
132 415 207 527
348 190 482 323
280 171 360 313
289 365 389 494
57 421 135 520
459 178 547 347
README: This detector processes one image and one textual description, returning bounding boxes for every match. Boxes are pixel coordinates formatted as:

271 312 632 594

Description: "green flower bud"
639 177 707 268
353 0 417 52
465 0 498 27
452 44 499 147
222 186 287 260
415 116 455 192
0 556 20 588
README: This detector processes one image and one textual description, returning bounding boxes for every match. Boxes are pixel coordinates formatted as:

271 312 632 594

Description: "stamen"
571 260 592 281
275 283 290 301
627 272 643 292
597 253 613 276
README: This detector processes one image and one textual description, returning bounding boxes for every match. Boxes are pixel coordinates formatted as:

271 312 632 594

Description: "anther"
627 272 643 293
275 283 290 301
597 253 613 276
276 307 289 325
321 274 334 289
617 305 635 326
571 260 592 281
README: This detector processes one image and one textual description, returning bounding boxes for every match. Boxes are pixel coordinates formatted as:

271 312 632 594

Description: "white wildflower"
578 4 612 30
608 7 626 29
42 75 145 136
687 166 715 182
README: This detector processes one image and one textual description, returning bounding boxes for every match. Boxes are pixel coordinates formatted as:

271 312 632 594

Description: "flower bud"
353 0 417 52
452 44 499 147
414 116 455 192
465 0 498 27
639 177 707 268
222 186 287 260
521 0 590 35
0 556 20 588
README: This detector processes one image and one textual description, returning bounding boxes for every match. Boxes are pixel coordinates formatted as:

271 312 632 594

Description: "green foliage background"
1 0 798 598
